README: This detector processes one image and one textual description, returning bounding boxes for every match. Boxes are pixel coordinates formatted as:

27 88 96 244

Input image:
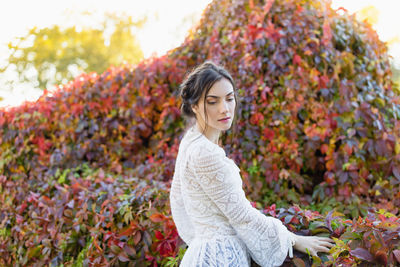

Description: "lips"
219 117 231 121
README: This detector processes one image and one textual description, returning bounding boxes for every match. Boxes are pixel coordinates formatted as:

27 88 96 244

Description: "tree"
1 12 146 90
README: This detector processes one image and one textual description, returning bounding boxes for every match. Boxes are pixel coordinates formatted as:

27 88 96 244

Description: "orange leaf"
322 18 332 46
320 144 329 154
249 0 254 9
93 237 103 252
149 213 166 223
293 257 306 267
133 231 142 245
326 160 335 171
119 226 135 237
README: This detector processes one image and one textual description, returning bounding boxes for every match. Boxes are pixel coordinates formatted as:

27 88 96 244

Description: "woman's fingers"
318 240 335 247
315 237 336 247
293 235 337 257
311 237 336 256
315 245 331 253
317 237 335 243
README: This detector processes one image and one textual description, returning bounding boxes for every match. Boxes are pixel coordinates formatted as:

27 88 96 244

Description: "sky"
0 0 399 108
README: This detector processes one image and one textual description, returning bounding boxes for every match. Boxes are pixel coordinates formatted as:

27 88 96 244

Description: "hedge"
1 0 399 265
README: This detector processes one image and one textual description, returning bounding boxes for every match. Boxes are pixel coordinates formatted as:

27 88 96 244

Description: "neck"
195 123 221 145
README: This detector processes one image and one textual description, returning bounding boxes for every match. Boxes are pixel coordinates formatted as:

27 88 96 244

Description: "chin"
217 123 232 131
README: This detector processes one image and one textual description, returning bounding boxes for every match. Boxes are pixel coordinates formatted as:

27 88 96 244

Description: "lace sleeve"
170 163 195 246
190 145 296 267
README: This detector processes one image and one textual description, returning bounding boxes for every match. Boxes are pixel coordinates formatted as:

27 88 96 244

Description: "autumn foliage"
0 0 399 266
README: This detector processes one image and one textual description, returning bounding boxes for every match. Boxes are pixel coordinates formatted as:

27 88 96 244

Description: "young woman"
170 61 335 266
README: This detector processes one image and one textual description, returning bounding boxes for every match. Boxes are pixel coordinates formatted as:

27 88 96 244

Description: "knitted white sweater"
170 125 296 267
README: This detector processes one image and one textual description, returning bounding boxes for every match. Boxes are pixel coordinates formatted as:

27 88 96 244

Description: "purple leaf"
285 215 294 224
325 210 334 232
350 248 374 261
393 166 400 181
393 250 400 263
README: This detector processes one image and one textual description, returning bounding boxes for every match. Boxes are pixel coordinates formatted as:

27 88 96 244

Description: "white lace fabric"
170 126 296 267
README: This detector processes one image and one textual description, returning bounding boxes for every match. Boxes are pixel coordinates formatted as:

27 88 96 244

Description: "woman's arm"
190 144 295 267
170 166 195 246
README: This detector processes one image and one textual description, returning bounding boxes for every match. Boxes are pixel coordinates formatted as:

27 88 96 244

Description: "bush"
1 0 399 265
260 204 400 266
0 166 180 266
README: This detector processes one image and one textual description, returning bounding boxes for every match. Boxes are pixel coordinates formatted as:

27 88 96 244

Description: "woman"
170 61 334 266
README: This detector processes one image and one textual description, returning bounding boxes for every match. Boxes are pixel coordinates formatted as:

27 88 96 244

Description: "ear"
191 103 198 115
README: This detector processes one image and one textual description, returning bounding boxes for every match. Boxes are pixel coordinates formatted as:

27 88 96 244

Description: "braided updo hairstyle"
179 60 239 135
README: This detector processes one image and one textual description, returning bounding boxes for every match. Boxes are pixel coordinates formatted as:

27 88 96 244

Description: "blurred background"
0 0 399 108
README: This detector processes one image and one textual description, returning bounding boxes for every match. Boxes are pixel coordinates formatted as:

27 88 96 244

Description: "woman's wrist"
288 232 297 258
290 232 297 248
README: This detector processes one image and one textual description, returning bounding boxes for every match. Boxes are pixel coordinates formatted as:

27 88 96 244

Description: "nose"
220 99 229 114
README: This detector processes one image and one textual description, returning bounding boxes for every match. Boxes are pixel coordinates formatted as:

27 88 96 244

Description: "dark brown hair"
179 60 239 137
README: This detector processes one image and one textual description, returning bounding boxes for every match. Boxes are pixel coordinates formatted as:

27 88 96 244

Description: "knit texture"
170 125 296 267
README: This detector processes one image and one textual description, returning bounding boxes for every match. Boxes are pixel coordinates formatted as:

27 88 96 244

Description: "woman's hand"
292 234 335 257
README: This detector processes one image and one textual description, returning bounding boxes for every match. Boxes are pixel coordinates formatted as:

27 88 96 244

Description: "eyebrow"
206 91 234 99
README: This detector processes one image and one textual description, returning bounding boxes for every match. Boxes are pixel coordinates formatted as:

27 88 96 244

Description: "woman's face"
192 78 236 134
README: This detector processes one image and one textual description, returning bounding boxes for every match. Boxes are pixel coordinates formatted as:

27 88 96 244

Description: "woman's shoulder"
179 125 226 161
188 135 225 158
185 141 228 175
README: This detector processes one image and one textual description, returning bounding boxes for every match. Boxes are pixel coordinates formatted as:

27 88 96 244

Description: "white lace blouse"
170 125 296 267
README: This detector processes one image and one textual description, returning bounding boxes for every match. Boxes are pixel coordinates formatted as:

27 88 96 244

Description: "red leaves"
263 203 277 217
149 213 166 223
343 212 400 265
0 111 6 127
322 18 333 46
209 28 219 44
149 212 179 258
70 103 84 116
263 127 275 141
0 0 398 265
17 201 28 214
100 96 113 114
154 230 164 240
266 20 282 42
260 86 271 101
268 206 400 265
153 239 175 258
250 112 264 125
118 221 139 237
246 24 264 41
0 165 180 265
318 74 330 89
246 17 281 42
263 0 274 16
293 54 302 65
30 135 52 157
375 249 388 266
87 101 101 111
16 214 24 224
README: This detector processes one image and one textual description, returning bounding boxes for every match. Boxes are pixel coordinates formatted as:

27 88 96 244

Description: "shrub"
1 0 399 265
0 166 180 266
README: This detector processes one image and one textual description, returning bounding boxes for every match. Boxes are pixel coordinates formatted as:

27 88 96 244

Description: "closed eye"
207 98 235 105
